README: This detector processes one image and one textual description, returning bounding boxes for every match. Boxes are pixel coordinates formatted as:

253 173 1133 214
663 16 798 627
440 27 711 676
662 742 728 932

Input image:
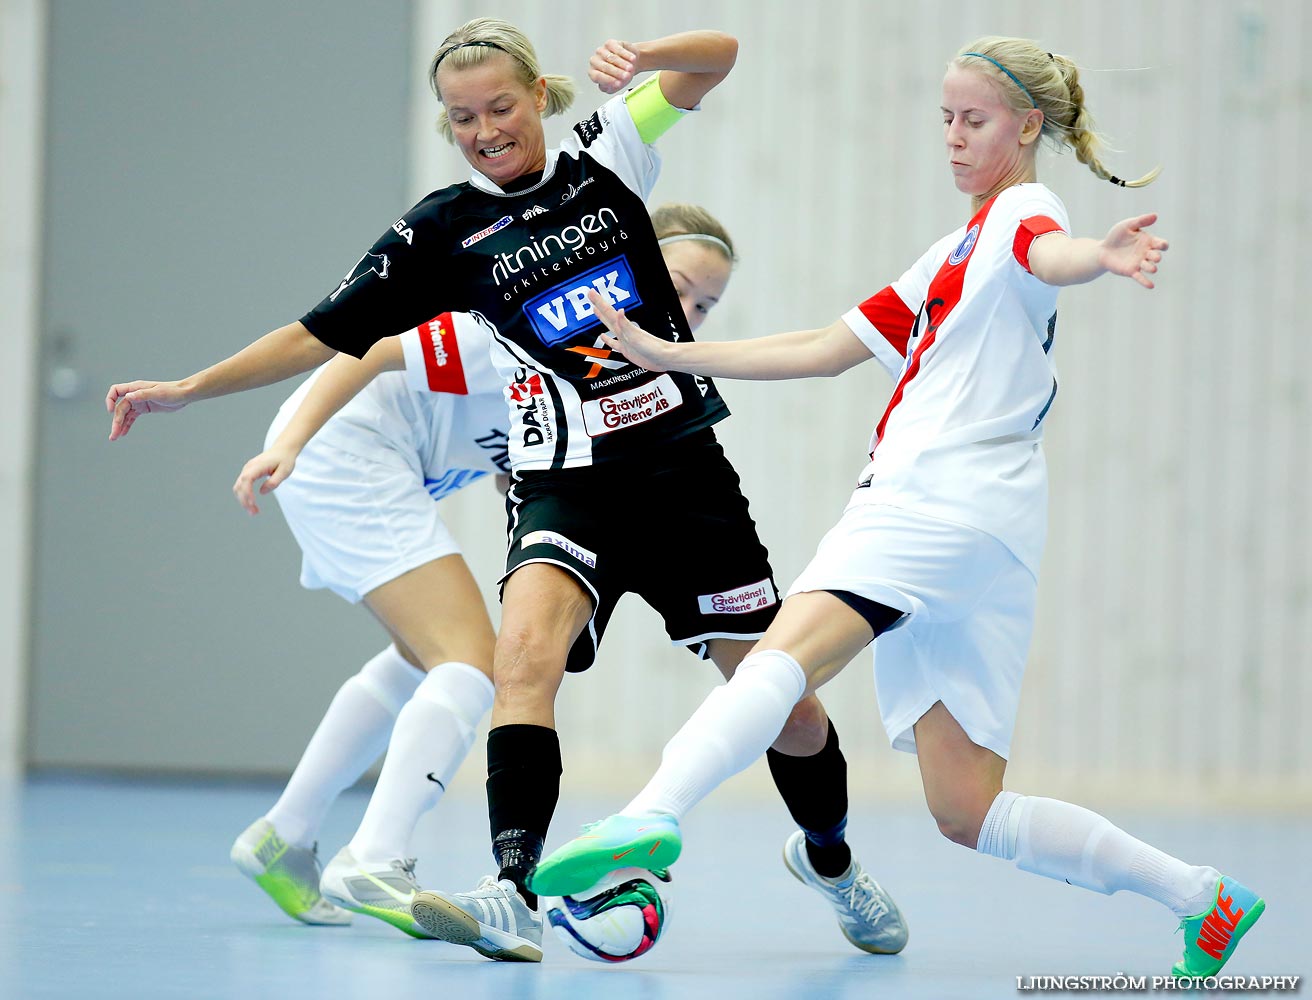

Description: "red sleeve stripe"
1013 215 1065 274
857 287 916 358
420 313 469 395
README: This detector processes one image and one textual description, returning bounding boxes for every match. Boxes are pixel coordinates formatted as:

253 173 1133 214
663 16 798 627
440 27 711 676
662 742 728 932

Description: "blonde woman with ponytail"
535 36 1263 981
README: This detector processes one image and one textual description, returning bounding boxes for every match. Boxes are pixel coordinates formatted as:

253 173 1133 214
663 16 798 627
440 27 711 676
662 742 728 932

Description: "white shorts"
270 441 462 604
788 502 1037 759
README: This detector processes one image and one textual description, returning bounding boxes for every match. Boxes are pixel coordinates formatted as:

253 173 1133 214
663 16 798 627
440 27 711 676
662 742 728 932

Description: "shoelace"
842 872 890 923
396 858 419 881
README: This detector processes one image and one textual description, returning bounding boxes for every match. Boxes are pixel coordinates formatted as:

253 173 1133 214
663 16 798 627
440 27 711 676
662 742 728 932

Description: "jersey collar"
468 152 558 197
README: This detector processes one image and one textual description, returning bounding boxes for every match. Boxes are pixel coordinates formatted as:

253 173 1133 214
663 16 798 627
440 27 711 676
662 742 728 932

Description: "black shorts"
502 430 779 672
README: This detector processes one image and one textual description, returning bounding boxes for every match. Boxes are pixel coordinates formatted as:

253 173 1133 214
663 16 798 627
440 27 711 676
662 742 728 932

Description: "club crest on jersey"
948 224 980 266
522 257 643 347
330 252 389 301
462 215 513 248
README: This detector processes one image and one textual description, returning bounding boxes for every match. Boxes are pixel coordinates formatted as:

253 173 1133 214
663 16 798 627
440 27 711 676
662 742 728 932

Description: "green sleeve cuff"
624 72 687 144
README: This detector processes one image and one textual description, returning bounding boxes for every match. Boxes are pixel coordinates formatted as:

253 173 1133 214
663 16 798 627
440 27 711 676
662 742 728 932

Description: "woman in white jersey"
530 37 1264 980
108 22 907 963
226 308 506 937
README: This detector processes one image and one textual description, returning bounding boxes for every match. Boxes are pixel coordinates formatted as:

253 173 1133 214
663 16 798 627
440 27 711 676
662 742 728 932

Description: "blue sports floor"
1 774 1301 999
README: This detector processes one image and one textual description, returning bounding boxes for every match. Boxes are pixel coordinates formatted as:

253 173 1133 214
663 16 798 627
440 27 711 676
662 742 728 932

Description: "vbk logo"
330 251 389 301
948 224 979 266
522 257 642 347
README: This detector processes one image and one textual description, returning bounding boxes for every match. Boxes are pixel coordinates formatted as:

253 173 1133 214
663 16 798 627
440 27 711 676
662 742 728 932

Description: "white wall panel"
409 0 1310 806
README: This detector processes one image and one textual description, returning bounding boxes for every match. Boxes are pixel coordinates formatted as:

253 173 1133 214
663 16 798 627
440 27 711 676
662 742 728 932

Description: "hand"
1098 213 1169 289
588 290 674 372
232 446 298 515
589 39 639 95
105 379 191 441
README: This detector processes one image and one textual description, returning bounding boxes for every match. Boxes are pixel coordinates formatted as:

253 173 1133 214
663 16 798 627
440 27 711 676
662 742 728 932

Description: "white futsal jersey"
841 184 1069 575
270 311 510 498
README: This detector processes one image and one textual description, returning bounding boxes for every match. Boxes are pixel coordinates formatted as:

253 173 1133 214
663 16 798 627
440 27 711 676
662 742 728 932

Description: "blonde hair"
651 203 737 263
428 18 576 143
954 37 1160 188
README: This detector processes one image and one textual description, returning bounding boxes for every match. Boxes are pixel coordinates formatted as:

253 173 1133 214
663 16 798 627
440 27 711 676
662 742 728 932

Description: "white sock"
264 645 422 847
347 661 494 862
976 792 1220 917
623 649 807 820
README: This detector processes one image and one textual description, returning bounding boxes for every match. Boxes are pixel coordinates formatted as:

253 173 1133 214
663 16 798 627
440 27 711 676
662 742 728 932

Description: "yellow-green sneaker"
230 818 351 926
528 813 682 897
1172 876 1265 978
319 846 437 939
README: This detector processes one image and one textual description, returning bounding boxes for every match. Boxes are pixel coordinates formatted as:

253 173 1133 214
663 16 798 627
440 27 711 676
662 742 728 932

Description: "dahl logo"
522 205 548 220
948 223 980 265
330 252 389 301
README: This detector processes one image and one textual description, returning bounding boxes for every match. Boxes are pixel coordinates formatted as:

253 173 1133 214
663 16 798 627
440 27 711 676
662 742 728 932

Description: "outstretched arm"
232 337 403 514
590 290 873 381
590 30 737 108
106 321 334 440
1027 213 1169 289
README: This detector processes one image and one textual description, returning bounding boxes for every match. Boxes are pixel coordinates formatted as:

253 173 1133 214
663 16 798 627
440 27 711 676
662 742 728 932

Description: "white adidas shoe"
411 876 543 962
782 830 909 954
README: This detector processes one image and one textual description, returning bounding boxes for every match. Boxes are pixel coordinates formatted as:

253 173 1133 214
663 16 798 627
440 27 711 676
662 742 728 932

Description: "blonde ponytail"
955 37 1159 188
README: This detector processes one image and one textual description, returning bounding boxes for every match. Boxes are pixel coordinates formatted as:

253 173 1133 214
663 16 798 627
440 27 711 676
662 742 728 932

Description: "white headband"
658 233 734 259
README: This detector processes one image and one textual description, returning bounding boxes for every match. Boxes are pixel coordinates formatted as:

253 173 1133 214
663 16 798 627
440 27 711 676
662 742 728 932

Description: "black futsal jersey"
301 82 729 470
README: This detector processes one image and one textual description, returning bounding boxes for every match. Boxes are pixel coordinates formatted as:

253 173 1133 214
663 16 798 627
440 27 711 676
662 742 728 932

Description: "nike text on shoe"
527 813 682 897
1172 876 1265 979
410 877 543 962
782 830 908 954
229 818 351 926
318 846 435 939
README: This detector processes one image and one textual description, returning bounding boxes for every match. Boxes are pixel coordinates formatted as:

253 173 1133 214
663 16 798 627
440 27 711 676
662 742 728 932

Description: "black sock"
766 719 853 879
486 723 562 909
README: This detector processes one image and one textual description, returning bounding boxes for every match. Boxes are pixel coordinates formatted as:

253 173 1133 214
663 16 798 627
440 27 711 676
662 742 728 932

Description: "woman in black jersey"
105 19 906 962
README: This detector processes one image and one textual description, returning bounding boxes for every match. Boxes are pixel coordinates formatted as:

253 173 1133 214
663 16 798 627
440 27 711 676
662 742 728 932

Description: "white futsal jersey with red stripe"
841 184 1069 575
272 312 509 499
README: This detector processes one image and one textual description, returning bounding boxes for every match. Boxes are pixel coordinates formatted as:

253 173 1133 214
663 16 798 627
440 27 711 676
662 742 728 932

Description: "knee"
926 795 993 849
406 633 495 674
772 695 829 756
931 810 981 849
492 627 566 705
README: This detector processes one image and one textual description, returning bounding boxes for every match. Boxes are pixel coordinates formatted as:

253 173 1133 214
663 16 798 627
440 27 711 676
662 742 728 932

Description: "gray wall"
29 0 415 772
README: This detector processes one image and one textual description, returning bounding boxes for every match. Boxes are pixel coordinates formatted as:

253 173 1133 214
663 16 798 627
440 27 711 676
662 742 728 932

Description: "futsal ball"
543 867 671 963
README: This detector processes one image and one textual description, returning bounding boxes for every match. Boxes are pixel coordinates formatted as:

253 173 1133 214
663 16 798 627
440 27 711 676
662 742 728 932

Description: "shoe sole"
529 828 682 897
781 837 908 956
411 891 542 962
321 892 434 939
1172 896 1266 979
